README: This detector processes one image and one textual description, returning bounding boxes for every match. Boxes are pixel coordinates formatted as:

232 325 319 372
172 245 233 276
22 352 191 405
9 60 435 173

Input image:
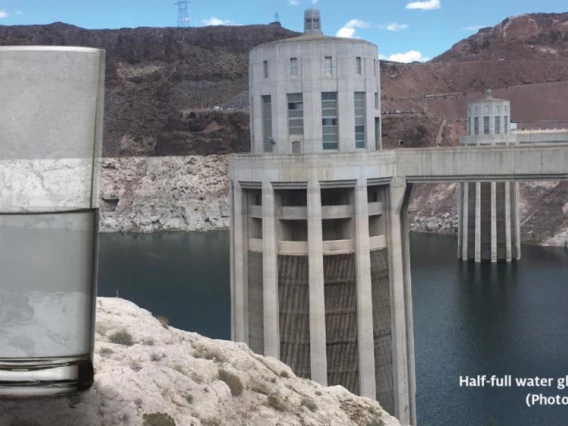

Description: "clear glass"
0 46 104 397
0 211 98 396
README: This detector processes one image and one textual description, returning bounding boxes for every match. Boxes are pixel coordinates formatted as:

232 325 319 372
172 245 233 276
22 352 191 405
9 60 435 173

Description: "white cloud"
405 0 441 11
462 25 485 31
0 10 8 19
312 0 319 3
201 17 235 26
288 0 300 5
384 50 429 63
335 19 371 38
380 22 409 32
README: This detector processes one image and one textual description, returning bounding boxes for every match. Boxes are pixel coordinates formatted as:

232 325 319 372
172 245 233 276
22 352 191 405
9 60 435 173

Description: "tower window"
322 92 338 149
288 93 304 135
354 92 366 149
504 116 509 134
374 59 377 77
262 95 273 152
324 57 332 76
375 92 379 109
468 117 472 135
495 116 501 134
263 61 268 79
290 58 298 76
356 57 362 75
483 116 490 135
474 117 479 135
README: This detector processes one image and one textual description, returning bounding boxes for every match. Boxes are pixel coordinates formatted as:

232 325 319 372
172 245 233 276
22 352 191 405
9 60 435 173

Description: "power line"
174 0 190 27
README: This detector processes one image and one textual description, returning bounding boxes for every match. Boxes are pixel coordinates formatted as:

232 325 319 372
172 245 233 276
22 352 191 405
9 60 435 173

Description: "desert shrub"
185 393 194 404
171 364 185 374
267 394 287 411
155 315 169 329
108 329 134 346
99 347 113 356
301 397 318 412
202 419 221 426
315 390 322 396
251 382 271 395
366 417 385 426
279 370 290 378
193 346 226 362
142 412 176 426
218 368 243 396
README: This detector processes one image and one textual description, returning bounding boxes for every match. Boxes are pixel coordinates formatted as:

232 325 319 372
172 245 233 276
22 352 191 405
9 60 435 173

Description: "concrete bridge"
229 143 568 425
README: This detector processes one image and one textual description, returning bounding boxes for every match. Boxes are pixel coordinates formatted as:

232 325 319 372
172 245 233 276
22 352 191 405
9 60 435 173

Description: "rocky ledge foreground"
0 298 400 426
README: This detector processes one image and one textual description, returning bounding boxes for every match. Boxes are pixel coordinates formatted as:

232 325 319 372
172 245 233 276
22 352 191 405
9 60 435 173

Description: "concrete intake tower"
229 9 415 423
458 90 521 262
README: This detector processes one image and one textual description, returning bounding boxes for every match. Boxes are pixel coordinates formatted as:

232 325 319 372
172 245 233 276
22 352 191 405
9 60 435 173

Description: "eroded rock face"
0 298 401 426
100 156 229 233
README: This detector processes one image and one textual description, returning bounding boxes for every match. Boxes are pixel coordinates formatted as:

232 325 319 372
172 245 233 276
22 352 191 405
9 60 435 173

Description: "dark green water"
98 231 568 426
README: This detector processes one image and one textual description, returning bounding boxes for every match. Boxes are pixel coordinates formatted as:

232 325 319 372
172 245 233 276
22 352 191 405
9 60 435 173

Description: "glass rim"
0 46 104 53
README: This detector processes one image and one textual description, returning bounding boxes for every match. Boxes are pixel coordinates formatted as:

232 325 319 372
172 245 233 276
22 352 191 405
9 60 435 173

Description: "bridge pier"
387 179 416 425
458 181 520 262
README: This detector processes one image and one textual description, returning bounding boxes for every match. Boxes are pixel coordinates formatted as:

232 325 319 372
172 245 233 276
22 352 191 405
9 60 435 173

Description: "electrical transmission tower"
274 13 280 23
174 0 190 27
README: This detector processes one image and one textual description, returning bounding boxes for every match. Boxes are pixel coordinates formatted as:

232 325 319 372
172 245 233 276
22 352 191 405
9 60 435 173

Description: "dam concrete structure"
458 90 568 262
229 9 568 426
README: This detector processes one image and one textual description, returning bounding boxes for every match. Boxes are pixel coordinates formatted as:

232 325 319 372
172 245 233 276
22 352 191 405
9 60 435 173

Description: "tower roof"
471 88 508 103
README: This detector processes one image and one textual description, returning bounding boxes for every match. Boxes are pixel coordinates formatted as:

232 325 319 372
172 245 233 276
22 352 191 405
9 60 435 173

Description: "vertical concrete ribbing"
354 180 377 399
233 181 247 342
387 179 412 425
457 183 462 259
229 182 236 340
401 183 417 426
462 183 469 261
505 181 512 262
475 182 481 263
513 182 522 260
307 180 327 385
490 182 497 263
262 182 280 358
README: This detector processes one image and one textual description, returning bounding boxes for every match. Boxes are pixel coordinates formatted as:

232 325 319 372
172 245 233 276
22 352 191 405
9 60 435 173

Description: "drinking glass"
0 46 105 396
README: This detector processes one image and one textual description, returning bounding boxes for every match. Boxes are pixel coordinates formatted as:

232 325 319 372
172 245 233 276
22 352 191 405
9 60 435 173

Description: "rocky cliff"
0 298 401 426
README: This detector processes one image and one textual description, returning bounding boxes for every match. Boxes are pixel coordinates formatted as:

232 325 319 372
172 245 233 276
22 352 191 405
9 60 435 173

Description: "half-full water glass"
0 46 105 396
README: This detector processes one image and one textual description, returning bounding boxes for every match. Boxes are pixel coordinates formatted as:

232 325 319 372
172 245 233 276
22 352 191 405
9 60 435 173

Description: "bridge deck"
230 143 568 184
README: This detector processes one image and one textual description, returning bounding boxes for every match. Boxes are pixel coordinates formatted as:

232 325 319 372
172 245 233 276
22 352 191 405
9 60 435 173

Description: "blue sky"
0 0 566 62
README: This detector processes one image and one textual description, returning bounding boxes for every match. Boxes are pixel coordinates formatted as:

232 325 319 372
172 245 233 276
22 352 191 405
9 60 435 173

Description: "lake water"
98 231 568 426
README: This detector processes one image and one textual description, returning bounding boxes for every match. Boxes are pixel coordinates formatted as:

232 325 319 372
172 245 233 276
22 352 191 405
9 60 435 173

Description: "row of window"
469 104 509 114
468 116 509 135
260 92 379 151
262 57 379 78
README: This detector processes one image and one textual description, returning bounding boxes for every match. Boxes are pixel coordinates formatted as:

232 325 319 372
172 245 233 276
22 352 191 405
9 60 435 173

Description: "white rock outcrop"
0 298 401 426
100 156 229 233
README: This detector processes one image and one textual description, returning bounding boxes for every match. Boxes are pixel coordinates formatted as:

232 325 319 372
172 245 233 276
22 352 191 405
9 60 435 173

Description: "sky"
0 0 566 62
